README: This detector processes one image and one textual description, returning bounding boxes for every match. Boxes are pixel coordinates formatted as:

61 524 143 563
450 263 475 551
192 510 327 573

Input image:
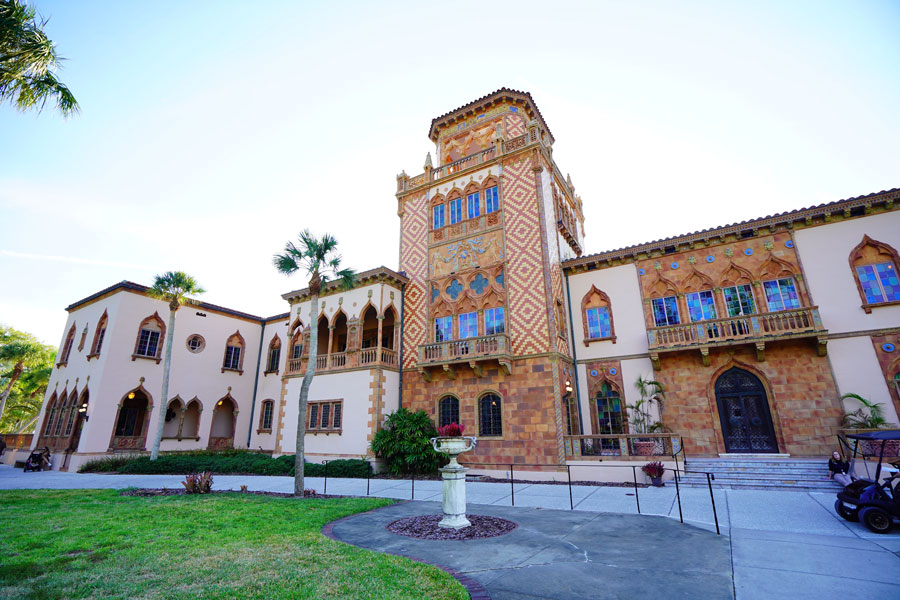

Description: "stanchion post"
567 465 574 510
510 464 515 507
632 465 641 514
673 467 683 523
706 473 720 535
411 471 415 500
323 460 328 495
366 469 370 496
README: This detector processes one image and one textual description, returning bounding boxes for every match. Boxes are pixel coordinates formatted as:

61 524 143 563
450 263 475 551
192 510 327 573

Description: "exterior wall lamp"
78 402 89 421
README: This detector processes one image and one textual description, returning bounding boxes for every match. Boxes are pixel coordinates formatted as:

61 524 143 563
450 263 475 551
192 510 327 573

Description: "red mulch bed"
386 514 517 541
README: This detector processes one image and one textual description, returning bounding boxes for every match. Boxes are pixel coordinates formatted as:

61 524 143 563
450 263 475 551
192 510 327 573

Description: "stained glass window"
439 396 459 427
445 279 463 300
485 186 499 213
485 307 505 335
723 285 756 316
267 347 280 372
434 316 452 342
467 192 480 219
459 312 478 338
432 204 445 229
479 394 502 436
763 278 800 311
449 197 462 224
651 296 680 327
856 262 900 304
586 306 611 338
686 290 717 322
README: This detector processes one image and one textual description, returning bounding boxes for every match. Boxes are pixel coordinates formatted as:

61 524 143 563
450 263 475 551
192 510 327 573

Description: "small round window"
186 334 205 353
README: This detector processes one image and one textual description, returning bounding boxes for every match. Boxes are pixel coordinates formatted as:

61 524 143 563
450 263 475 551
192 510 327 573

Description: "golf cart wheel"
859 507 893 534
834 499 859 522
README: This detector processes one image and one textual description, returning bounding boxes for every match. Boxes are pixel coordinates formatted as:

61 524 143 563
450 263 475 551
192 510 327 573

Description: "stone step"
684 467 827 475
674 479 842 492
681 471 834 481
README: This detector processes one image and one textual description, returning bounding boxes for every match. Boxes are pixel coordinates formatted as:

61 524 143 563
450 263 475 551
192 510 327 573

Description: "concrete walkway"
2 465 898 599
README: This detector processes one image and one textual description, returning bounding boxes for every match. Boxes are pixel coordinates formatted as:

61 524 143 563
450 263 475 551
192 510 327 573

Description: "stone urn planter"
431 423 477 529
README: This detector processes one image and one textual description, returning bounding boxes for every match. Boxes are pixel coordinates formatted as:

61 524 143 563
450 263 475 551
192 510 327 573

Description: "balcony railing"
430 147 496 181
564 434 681 460
284 347 400 376
418 333 511 364
648 306 825 351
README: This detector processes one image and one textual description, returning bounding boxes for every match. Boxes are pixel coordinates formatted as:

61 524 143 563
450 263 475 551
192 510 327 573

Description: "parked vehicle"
23 447 51 472
834 431 900 534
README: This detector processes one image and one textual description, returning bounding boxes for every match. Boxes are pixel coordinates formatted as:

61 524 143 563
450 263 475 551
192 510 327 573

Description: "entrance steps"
679 457 842 492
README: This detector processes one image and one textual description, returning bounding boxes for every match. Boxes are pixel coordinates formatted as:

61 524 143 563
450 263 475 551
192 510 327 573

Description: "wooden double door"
715 368 778 453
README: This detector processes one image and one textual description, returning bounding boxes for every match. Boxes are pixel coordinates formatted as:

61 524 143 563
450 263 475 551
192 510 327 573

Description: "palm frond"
147 271 205 304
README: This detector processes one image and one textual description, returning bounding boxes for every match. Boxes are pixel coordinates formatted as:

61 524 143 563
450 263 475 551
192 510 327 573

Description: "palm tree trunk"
0 362 24 423
150 306 178 460
295 294 319 495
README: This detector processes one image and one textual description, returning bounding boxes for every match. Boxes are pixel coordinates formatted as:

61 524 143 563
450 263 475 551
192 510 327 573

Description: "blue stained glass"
876 262 900 301
449 198 462 224
445 279 463 300
435 317 452 342
459 312 478 338
467 192 480 219
485 186 499 213
431 286 439 303
469 273 489 294
485 307 505 335
686 290 717 322
432 205 444 229
764 278 800 311
651 296 680 327
857 265 885 303
723 285 756 316
496 270 505 287
586 306 611 338
509 106 519 113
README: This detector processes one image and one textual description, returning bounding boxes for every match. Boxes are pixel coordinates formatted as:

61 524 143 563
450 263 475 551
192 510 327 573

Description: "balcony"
417 333 512 380
647 306 827 368
284 348 399 376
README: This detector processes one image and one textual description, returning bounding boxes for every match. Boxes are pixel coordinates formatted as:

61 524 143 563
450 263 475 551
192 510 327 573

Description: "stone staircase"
678 455 843 492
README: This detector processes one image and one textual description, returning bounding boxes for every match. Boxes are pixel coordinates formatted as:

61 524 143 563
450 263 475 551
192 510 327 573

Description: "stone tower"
396 89 586 467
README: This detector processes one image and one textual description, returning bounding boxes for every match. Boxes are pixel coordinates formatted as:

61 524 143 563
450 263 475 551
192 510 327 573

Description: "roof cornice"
281 266 408 304
428 88 554 144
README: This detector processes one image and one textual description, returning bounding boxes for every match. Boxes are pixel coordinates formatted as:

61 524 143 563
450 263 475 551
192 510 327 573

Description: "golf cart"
834 430 900 534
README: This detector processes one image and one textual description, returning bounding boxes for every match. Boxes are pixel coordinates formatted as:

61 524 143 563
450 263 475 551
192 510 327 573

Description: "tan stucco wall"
828 336 900 425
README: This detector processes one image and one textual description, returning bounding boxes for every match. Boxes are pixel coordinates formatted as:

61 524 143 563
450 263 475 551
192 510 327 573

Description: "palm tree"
0 326 53 423
274 230 355 496
629 375 666 434
147 271 205 460
0 0 79 116
841 393 891 429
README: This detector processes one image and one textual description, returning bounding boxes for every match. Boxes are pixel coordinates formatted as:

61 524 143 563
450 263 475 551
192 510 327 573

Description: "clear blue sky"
2 0 899 344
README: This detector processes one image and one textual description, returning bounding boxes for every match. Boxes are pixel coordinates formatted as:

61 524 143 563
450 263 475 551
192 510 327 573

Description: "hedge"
78 450 371 478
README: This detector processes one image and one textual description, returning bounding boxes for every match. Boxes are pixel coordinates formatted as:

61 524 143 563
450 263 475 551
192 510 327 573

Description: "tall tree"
146 271 205 460
0 325 54 424
0 363 51 433
274 230 355 496
0 0 79 116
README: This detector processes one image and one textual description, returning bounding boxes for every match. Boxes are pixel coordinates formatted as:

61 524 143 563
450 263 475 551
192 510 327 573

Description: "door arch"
714 367 778 453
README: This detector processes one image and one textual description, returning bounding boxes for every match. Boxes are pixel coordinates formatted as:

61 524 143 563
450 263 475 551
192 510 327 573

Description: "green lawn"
0 490 468 600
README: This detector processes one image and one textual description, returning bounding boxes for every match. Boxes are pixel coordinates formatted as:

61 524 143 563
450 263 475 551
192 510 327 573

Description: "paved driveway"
2 465 898 599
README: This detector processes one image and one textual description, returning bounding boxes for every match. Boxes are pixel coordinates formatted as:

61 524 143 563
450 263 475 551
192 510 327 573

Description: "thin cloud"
0 250 156 271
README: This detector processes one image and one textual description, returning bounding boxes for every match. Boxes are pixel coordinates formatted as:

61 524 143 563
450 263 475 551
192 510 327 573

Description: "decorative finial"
338 297 343 305
424 152 433 170
725 248 734 258
139 376 145 384
764 240 774 251
227 386 232 393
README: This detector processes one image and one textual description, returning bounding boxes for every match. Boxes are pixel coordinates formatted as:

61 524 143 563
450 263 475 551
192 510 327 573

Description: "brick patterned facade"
870 331 900 417
401 357 564 466
501 154 550 356
399 192 429 369
655 341 842 456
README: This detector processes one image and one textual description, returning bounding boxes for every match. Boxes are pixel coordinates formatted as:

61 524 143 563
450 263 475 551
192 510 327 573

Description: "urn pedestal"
431 436 477 529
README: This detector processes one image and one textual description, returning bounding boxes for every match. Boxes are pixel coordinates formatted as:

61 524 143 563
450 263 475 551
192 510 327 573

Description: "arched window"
465 183 481 220
290 319 304 359
115 389 150 437
850 235 900 311
42 393 58 436
259 400 274 431
222 331 245 373
182 399 202 438
162 397 184 438
438 396 460 428
59 324 76 366
54 390 70 436
448 190 463 225
431 194 446 230
582 286 614 343
595 382 624 435
89 311 108 358
479 393 502 437
77 324 88 352
483 178 500 214
133 313 165 362
62 389 78 436
266 335 281 374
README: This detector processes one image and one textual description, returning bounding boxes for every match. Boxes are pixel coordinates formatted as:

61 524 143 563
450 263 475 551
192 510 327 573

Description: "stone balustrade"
564 434 680 459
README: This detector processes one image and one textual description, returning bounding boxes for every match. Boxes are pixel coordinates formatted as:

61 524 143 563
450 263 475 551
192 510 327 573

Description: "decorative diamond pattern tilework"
504 113 526 137
502 155 549 356
400 192 428 369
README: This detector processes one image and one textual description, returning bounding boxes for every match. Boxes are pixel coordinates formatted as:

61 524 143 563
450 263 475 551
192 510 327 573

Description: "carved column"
376 315 384 363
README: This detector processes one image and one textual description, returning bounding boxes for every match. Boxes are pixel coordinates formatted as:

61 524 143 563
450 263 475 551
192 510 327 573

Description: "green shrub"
78 450 372 478
370 408 443 476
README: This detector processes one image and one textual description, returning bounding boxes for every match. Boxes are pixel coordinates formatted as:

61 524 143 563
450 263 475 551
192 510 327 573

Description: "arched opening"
266 335 281 374
208 396 236 449
316 314 329 359
479 393 502 437
182 399 201 439
259 399 274 432
112 388 151 450
60 324 76 364
70 389 88 451
162 397 184 438
714 367 777 453
382 306 397 350
593 381 625 455
438 396 460 428
330 311 348 368
90 311 108 357
40 392 58 440
62 389 78 437
360 305 379 365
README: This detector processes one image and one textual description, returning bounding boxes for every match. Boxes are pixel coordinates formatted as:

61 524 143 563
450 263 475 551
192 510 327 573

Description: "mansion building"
28 89 900 472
